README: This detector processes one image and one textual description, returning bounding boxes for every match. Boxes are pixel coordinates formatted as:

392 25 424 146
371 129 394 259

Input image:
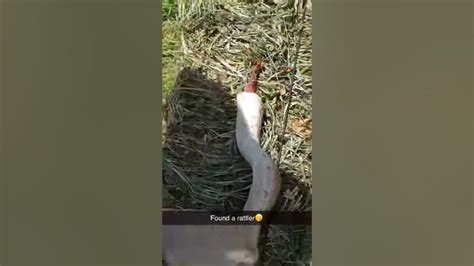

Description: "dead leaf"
291 117 312 138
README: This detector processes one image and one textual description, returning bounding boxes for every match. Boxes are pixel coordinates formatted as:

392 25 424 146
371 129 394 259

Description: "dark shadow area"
162 67 252 212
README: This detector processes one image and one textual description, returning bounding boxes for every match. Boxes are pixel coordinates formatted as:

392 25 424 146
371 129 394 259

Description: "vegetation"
162 0 312 264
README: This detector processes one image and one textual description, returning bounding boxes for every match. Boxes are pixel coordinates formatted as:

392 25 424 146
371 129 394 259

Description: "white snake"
236 91 281 212
163 67 281 265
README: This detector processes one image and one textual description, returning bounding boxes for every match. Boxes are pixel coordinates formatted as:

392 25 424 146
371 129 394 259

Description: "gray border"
0 1 6 265
1 1 162 265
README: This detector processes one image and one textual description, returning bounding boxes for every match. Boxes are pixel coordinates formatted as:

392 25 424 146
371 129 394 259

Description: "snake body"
235 92 281 212
163 67 281 265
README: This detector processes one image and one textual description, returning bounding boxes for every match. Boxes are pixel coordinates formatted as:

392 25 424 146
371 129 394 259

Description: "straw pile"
163 0 312 264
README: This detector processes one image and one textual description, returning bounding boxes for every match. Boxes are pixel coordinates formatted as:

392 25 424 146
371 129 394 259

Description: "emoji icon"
255 213 263 222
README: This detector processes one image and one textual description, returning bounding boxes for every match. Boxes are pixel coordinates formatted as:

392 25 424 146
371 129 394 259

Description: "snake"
163 61 281 265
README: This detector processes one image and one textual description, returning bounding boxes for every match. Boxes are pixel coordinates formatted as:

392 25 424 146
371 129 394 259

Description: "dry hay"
163 1 312 264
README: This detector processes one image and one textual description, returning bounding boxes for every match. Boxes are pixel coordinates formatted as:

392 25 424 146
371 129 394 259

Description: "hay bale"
163 0 312 264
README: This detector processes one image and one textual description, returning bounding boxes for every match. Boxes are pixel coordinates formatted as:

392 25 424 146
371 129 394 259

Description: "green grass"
162 22 182 96
162 0 184 97
162 0 312 264
163 0 178 20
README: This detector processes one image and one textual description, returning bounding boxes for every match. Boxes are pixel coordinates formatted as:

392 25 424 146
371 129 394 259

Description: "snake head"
244 58 265 93
250 58 265 75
